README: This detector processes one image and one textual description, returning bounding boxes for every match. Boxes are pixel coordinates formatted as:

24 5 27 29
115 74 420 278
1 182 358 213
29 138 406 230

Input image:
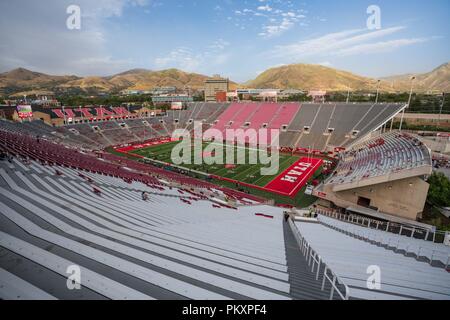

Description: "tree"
427 172 450 208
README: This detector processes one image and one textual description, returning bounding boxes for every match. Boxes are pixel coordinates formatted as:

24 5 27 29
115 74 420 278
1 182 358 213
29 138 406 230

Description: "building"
151 87 177 95
121 87 178 96
31 95 61 108
279 89 305 99
204 75 229 102
120 89 152 95
0 105 19 121
152 94 193 105
215 91 227 103
308 91 327 103
235 89 281 101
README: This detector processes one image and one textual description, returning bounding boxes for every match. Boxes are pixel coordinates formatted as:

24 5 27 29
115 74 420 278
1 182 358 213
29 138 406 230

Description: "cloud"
209 39 231 51
259 18 295 38
335 38 429 56
0 0 150 75
257 5 272 12
268 26 430 59
154 47 202 72
232 1 307 38
153 40 231 73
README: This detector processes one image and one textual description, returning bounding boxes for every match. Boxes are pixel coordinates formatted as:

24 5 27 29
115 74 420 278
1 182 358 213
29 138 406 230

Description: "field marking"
135 142 299 184
263 158 323 197
252 155 298 186
121 139 320 198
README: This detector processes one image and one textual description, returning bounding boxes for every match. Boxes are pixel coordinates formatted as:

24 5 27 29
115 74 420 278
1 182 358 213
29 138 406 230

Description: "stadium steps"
124 125 141 142
98 130 115 146
161 121 172 136
282 221 334 300
204 104 230 124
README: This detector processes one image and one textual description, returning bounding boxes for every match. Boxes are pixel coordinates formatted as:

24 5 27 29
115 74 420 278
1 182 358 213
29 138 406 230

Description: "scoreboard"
17 105 33 119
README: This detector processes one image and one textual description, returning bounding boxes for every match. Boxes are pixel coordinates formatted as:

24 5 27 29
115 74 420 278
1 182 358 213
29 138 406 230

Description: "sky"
0 0 449 82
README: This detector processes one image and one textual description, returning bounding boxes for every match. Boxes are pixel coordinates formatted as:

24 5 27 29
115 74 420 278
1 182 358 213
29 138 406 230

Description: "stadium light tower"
439 92 445 121
407 76 416 108
399 76 416 131
375 80 381 104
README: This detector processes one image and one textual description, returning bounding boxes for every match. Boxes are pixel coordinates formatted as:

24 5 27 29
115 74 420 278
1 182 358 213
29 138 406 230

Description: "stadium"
1 0 450 305
1 99 449 301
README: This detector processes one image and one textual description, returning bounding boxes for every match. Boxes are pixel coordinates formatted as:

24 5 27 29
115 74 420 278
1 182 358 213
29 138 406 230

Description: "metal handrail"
288 219 350 300
317 208 449 243
318 214 450 270
321 266 350 300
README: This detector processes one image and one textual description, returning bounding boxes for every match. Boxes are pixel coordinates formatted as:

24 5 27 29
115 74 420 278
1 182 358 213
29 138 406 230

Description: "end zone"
263 157 323 198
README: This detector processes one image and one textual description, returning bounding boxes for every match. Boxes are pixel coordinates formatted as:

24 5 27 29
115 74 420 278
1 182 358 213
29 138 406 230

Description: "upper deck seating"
328 132 431 185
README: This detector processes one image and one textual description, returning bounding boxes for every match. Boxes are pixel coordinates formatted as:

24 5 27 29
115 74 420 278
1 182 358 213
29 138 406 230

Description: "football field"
128 140 323 198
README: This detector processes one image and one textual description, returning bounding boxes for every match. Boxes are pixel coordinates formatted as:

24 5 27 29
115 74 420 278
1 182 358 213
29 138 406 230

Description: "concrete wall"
321 176 429 221
32 111 59 126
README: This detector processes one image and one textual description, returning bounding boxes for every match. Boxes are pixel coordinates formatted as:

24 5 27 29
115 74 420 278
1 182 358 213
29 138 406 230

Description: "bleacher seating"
318 215 450 267
0 128 264 204
0 157 292 300
328 132 432 185
207 103 405 150
2 102 406 153
294 220 450 300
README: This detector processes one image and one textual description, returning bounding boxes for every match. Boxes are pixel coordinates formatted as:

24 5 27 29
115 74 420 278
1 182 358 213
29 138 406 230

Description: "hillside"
1 62 448 96
246 63 450 93
0 68 231 96
382 62 450 93
109 69 212 91
246 64 392 92
0 68 79 96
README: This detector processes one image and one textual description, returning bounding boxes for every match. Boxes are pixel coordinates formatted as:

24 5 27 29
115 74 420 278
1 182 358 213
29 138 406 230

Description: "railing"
321 267 349 301
317 208 449 244
288 219 350 300
318 213 450 270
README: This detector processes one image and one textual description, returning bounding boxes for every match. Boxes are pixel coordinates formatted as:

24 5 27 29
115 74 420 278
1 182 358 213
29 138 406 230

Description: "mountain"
108 69 213 91
246 64 392 92
0 68 232 96
246 62 450 93
54 69 218 95
1 62 448 96
382 63 450 93
0 68 79 96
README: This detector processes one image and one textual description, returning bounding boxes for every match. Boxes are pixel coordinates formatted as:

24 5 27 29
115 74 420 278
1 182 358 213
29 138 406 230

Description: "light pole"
407 76 416 108
346 87 351 104
400 76 416 131
439 92 445 122
375 80 381 104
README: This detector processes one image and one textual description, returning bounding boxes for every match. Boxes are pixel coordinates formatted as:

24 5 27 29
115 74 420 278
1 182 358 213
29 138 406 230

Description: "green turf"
130 141 299 188
108 141 325 208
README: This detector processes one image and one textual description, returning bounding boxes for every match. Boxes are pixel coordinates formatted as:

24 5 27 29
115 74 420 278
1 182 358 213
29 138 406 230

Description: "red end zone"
263 157 323 197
